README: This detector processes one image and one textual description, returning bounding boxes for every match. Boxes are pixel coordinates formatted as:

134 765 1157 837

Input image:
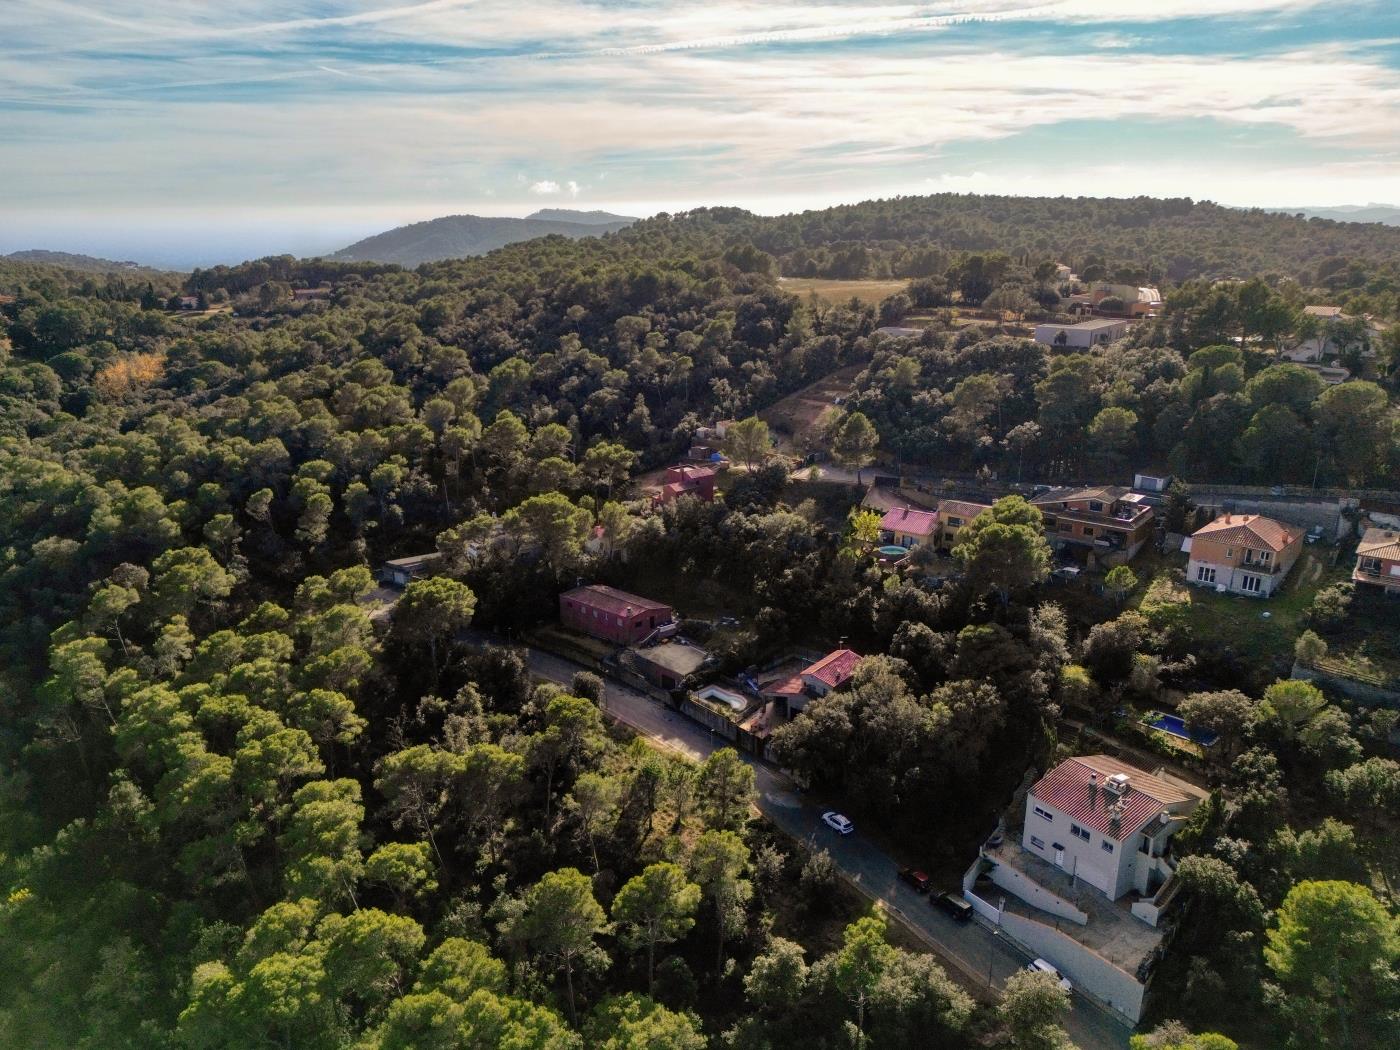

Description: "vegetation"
0 191 1397 1049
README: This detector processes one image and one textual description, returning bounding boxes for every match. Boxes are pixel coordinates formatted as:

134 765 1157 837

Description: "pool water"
1144 712 1218 747
877 545 909 557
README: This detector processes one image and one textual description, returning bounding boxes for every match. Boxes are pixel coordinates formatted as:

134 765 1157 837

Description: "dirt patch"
760 365 864 454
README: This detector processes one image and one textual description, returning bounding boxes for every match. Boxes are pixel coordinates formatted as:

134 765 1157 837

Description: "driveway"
490 639 1133 1050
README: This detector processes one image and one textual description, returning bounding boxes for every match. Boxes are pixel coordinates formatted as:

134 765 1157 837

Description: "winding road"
475 635 1133 1050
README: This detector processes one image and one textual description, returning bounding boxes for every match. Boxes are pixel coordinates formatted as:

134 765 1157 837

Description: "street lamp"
986 928 1001 987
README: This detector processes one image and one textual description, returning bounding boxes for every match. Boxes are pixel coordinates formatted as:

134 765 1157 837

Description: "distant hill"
2 249 159 274
329 212 637 265
525 208 638 226
1276 204 1400 226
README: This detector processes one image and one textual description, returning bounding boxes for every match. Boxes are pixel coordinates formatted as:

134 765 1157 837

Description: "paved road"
510 643 1132 1050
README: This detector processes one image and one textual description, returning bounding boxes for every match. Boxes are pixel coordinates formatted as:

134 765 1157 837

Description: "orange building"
1354 528 1400 596
1184 514 1303 598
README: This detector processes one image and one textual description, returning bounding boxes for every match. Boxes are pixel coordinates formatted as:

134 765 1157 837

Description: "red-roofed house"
1183 513 1303 597
656 465 717 505
800 649 861 699
879 506 939 549
1354 527 1400 596
560 585 673 645
1022 755 1206 901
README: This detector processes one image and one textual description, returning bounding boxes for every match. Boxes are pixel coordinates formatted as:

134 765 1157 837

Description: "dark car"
898 868 931 893
933 892 973 921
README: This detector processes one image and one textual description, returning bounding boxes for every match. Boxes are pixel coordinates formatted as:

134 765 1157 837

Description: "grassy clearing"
759 365 863 455
778 277 909 305
1133 546 1344 673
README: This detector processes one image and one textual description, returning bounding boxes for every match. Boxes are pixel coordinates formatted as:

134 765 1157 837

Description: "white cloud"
529 180 562 195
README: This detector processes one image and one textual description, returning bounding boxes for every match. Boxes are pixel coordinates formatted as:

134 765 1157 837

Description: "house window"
1089 500 1104 513
1258 550 1272 565
1241 574 1262 594
948 517 962 527
1058 522 1073 532
1101 840 1115 853
1033 805 1054 822
1071 824 1091 842
1030 836 1045 850
1225 548 1234 559
1196 566 1216 584
1082 526 1095 537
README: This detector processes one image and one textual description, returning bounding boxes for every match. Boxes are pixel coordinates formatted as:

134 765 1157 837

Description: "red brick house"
656 465 717 505
560 585 673 645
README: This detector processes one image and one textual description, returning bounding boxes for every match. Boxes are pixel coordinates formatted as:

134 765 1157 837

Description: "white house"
1021 755 1206 901
1281 305 1383 362
1033 318 1131 349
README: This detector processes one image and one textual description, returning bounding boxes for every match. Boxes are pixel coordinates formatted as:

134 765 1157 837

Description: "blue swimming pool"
877 545 909 557
1144 712 1218 747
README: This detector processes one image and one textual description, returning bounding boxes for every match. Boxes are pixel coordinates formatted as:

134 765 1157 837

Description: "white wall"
999 911 1147 1024
1023 795 1129 900
989 856 1090 925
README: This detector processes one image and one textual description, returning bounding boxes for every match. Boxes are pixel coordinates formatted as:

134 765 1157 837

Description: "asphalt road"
502 641 1132 1050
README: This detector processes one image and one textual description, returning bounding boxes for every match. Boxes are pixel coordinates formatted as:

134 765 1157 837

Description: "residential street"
513 643 1134 1050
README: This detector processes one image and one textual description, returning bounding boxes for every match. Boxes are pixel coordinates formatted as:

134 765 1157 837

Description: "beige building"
1183 513 1303 597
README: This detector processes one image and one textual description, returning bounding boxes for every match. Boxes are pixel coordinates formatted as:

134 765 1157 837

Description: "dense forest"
1 193 1397 1049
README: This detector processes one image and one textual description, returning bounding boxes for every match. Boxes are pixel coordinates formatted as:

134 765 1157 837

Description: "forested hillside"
0 194 1398 1049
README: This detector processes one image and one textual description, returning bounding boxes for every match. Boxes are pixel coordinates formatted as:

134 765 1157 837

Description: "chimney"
1088 772 1099 806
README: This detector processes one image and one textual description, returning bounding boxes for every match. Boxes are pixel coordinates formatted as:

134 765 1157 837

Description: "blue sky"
3 1 1399 266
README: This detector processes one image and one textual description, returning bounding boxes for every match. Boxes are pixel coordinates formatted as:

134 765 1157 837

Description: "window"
1101 840 1115 853
1089 500 1104 513
1258 550 1272 564
1082 526 1095 537
1058 522 1073 532
1196 566 1216 584
1030 836 1045 850
1225 548 1234 559
1071 824 1090 842
1033 805 1054 822
1241 574 1262 594
948 516 962 527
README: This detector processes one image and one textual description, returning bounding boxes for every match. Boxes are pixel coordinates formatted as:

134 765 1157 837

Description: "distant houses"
1183 513 1302 597
1033 318 1132 349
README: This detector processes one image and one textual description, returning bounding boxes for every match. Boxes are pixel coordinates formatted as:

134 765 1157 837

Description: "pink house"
657 465 717 505
878 506 939 548
560 585 673 645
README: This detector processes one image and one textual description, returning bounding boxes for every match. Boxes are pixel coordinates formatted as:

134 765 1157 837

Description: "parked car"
898 868 931 893
822 811 854 835
933 892 973 921
1026 958 1073 994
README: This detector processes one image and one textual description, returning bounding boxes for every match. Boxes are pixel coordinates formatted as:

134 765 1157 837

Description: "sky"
3 0 1400 267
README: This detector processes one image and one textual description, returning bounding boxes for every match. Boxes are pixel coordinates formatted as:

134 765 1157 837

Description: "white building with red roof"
878 506 939 548
1021 755 1206 901
1183 513 1303 598
797 649 861 708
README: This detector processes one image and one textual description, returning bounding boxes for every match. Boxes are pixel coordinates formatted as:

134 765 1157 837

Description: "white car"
1026 958 1073 994
822 811 854 835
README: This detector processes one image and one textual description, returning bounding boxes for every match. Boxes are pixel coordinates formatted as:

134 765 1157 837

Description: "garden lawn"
1133 546 1345 668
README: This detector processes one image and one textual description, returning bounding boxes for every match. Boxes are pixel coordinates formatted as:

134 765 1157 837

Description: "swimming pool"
1143 712 1218 747
696 685 746 711
877 545 909 557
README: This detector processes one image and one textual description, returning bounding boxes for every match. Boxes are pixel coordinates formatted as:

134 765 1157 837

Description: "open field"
778 277 909 305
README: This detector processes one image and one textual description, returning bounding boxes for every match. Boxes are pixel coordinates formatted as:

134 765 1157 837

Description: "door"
1053 844 1065 868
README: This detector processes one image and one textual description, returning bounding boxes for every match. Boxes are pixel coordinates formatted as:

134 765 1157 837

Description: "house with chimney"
1183 513 1303 597
879 506 939 549
1017 756 1206 902
1354 527 1400 596
967 755 1208 1023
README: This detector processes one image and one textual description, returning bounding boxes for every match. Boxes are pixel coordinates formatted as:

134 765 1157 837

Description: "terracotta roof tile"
1192 514 1298 552
1030 756 1203 842
802 649 861 689
878 507 939 535
1358 528 1400 561
561 585 671 617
